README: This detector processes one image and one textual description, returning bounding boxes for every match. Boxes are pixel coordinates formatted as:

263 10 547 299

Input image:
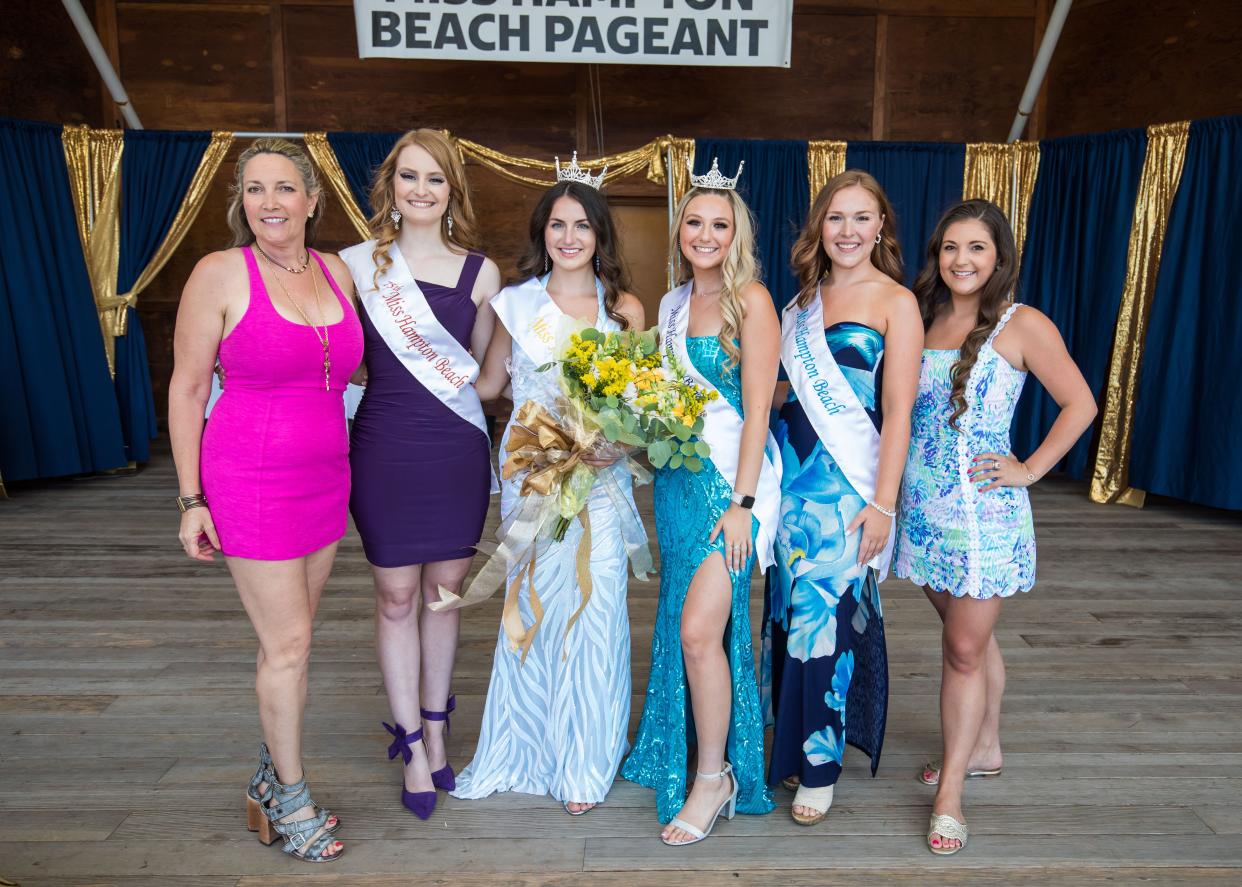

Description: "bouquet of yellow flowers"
430 325 716 660
550 326 718 472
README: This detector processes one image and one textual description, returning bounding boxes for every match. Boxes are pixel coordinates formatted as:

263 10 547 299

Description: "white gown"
452 286 636 805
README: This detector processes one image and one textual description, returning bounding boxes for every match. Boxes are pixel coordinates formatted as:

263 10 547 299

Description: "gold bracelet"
176 493 208 513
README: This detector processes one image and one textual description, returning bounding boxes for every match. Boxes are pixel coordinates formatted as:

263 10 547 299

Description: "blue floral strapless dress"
621 336 775 824
762 322 889 789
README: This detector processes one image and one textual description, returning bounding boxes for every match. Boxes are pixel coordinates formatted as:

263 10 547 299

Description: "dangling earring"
544 253 550 274
446 213 454 237
390 206 402 230
594 255 600 273
875 233 883 244
308 209 315 219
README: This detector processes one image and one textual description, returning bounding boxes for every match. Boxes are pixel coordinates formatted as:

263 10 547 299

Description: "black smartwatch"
730 491 755 510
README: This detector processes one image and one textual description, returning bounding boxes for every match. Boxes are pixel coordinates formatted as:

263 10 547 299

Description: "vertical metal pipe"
61 0 143 129
666 144 675 291
1007 0 1073 143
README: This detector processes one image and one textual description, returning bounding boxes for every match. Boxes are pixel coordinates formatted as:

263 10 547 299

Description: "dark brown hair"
515 180 631 329
791 169 904 307
912 198 1020 429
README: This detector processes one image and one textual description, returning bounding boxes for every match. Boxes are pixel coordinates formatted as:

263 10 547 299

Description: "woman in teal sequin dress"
623 173 781 845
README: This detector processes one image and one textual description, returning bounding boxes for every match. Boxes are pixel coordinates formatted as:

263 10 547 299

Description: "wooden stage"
2 444 1241 886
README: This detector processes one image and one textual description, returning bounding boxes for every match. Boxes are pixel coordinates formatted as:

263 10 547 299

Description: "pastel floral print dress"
895 303 1036 598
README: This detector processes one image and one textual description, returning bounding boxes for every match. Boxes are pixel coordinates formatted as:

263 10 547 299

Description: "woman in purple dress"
339 129 501 819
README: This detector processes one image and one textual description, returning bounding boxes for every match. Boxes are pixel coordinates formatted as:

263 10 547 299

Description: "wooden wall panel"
592 13 876 144
280 3 579 155
114 2 275 131
885 15 1035 142
0 2 105 126
1045 0 1242 137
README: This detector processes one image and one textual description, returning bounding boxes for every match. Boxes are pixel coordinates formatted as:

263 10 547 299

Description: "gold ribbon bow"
502 401 586 498
431 399 655 663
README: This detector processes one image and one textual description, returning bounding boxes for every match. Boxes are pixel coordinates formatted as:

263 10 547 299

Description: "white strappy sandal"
661 763 738 846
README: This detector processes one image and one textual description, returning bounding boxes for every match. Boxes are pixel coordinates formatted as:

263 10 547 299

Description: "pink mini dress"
200 246 363 560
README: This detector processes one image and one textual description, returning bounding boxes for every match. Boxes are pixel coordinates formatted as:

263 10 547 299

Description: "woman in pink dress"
168 138 362 864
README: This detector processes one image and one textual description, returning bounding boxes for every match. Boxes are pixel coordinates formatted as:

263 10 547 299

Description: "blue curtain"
843 141 966 285
693 139 809 312
326 131 400 219
1128 116 1242 509
115 129 213 463
0 118 127 482
1010 129 1147 479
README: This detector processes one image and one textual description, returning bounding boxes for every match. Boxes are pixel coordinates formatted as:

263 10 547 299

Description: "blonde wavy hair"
367 129 482 288
226 138 323 248
670 186 760 367
791 169 904 307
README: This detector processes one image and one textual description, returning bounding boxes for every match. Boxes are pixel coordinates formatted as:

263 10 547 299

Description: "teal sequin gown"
622 336 775 824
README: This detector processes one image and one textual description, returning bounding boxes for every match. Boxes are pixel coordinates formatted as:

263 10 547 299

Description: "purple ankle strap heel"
419 695 456 792
382 721 436 820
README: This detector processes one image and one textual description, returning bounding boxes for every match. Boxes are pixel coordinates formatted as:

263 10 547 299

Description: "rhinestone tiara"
688 156 744 191
555 151 606 190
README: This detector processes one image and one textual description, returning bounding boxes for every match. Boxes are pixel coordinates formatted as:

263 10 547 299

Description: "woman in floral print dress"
895 199 1097 856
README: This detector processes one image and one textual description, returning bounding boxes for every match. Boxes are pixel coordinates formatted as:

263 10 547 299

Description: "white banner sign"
354 1 794 68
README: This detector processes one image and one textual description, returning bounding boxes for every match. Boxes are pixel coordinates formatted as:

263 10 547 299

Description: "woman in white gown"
460 161 646 813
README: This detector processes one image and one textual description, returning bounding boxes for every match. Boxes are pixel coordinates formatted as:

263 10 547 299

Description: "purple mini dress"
348 252 491 567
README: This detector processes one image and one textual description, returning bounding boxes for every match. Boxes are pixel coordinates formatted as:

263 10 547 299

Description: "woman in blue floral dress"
895 200 1097 855
764 171 922 827
623 165 781 846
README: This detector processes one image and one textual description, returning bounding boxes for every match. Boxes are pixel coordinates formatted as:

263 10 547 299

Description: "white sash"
658 283 781 571
341 240 487 437
490 276 564 366
781 285 894 578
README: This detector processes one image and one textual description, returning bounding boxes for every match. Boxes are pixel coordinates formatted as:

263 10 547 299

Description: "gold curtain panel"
962 141 1041 268
1090 121 1191 507
63 125 125 376
807 140 847 202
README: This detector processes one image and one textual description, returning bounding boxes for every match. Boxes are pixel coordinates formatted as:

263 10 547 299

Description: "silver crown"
555 151 606 190
688 156 744 190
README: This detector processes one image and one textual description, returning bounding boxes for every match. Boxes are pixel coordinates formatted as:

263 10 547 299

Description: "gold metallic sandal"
927 812 968 856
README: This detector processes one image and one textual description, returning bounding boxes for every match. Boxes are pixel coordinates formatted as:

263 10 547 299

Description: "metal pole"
666 144 675 291
1007 0 1073 143
60 0 142 130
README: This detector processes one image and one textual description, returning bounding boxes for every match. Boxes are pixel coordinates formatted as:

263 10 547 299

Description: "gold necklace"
261 251 332 391
254 243 309 274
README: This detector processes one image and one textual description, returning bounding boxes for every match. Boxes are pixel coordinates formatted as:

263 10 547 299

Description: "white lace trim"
955 302 1021 598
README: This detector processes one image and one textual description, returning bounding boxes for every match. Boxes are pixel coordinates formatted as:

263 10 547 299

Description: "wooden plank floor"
3 442 1242 886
